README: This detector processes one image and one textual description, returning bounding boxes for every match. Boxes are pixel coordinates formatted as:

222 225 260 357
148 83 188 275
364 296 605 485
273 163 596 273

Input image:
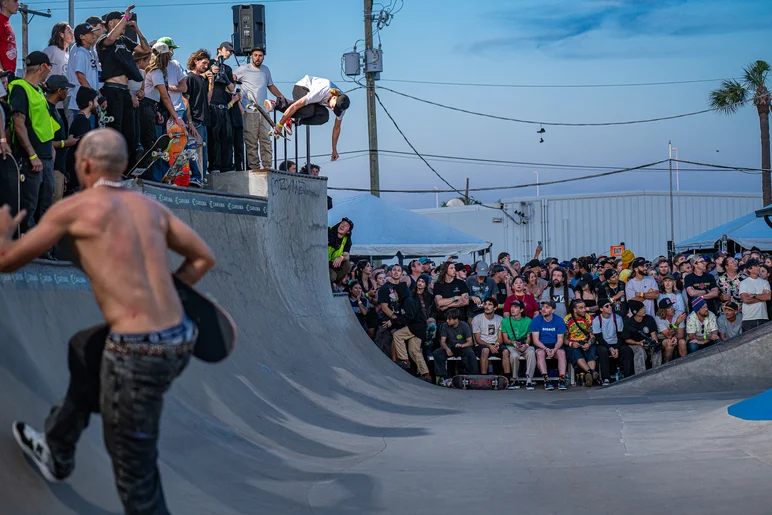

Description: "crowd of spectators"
0 2 337 246
328 229 771 390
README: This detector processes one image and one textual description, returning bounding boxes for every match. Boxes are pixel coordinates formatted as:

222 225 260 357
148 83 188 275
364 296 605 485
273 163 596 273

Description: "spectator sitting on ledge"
328 217 353 289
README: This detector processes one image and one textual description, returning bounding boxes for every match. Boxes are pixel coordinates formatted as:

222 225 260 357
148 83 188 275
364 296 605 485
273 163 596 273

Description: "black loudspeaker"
231 4 266 56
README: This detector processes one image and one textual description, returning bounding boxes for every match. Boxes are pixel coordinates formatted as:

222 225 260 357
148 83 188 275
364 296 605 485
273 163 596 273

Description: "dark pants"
432 346 479 378
742 319 766 332
617 344 636 377
16 157 54 234
102 85 136 155
374 326 395 357
0 156 20 226
208 105 232 171
596 344 628 381
137 98 160 180
274 85 330 126
44 323 194 514
232 125 244 171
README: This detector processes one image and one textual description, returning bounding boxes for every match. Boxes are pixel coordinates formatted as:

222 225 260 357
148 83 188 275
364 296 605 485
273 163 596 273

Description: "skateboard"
174 275 237 363
165 119 189 185
452 375 509 390
162 145 197 186
124 134 172 179
96 106 114 129
246 92 289 140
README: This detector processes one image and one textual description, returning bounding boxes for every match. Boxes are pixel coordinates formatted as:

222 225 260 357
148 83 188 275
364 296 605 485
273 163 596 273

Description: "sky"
14 0 772 209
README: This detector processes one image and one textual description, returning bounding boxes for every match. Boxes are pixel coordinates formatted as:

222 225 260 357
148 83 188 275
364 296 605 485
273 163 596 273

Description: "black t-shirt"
495 280 508 315
377 281 410 321
185 73 210 125
434 278 469 320
66 113 92 187
47 101 67 172
684 272 719 313
96 34 141 82
621 315 658 343
210 61 234 106
9 83 53 159
601 281 628 318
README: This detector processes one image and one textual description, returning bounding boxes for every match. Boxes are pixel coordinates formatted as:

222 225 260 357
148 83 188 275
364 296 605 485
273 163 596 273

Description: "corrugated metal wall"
414 191 761 262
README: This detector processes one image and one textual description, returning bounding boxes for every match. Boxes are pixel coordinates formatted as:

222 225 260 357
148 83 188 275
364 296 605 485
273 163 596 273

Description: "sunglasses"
601 304 612 309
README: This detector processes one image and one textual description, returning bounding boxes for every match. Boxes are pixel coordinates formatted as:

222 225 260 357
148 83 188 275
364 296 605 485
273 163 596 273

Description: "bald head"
75 129 128 185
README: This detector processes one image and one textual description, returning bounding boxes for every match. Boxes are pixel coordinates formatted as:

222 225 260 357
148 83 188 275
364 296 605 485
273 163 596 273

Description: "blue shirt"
529 314 567 347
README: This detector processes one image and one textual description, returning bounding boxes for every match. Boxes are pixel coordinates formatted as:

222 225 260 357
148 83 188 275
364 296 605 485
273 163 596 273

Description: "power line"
328 160 669 193
379 78 730 89
376 85 713 127
38 0 296 10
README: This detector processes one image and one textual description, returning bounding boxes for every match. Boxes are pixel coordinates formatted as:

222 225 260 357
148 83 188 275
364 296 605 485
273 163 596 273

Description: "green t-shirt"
501 316 532 346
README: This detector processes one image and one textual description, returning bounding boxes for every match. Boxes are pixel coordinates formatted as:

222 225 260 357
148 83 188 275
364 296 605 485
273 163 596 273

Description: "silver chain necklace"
93 178 125 189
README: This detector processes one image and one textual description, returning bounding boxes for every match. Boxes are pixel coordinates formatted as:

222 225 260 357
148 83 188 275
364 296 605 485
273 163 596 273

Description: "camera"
212 55 228 84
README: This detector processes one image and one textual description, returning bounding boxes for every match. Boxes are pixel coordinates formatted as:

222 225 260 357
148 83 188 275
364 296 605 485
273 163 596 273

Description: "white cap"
152 42 170 54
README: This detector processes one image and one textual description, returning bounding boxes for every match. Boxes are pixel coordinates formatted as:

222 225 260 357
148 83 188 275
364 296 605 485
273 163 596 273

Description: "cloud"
469 0 772 57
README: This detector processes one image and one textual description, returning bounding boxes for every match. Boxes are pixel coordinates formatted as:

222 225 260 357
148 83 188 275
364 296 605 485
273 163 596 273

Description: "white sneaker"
12 421 64 483
209 169 221 174
263 99 276 112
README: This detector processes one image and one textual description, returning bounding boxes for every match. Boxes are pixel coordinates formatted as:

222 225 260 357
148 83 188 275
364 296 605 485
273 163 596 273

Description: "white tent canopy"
328 195 490 257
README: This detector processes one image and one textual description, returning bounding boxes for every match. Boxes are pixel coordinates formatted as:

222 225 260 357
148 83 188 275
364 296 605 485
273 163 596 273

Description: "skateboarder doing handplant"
266 75 350 161
0 128 216 514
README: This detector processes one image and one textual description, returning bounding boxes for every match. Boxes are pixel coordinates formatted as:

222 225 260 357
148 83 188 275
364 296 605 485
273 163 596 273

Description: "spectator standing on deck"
0 0 18 74
65 86 99 192
43 75 78 202
43 23 74 123
739 259 771 331
328 217 353 288
235 47 285 170
96 7 151 154
9 52 55 234
185 49 212 178
67 23 100 124
207 42 236 174
433 308 478 387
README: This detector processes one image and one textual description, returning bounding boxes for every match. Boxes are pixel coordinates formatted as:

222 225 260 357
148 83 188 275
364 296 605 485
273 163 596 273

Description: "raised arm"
0 202 70 272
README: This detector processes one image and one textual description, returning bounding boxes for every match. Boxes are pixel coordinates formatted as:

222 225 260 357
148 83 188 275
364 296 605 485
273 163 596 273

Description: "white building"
414 191 761 263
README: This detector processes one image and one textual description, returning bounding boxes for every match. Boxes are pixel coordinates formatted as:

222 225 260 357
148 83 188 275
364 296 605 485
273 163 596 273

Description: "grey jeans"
243 111 272 169
44 319 196 514
18 157 54 233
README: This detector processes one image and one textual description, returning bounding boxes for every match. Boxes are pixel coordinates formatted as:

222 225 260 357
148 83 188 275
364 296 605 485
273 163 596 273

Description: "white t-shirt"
592 313 624 345
295 75 345 120
654 315 684 335
739 276 771 321
472 313 502 346
625 276 659 316
44 44 68 109
166 60 187 113
143 69 165 103
234 62 273 108
67 45 99 111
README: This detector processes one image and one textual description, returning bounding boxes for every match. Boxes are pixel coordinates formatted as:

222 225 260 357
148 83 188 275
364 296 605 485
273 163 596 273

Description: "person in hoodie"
328 217 353 288
391 288 431 381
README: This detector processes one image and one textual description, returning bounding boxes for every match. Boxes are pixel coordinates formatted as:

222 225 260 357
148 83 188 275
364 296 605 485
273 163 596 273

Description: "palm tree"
709 60 771 206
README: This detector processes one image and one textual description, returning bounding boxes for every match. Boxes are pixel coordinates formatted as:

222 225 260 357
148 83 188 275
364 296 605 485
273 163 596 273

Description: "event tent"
675 209 772 252
328 195 490 258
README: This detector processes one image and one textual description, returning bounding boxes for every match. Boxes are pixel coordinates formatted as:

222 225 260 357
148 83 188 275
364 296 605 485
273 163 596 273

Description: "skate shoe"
12 422 66 483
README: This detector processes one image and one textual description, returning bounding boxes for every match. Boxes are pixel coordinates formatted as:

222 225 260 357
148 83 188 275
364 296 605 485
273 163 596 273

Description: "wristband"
0 138 6 143
276 122 284 129
61 140 65 149
227 102 233 109
124 14 131 20
29 154 37 160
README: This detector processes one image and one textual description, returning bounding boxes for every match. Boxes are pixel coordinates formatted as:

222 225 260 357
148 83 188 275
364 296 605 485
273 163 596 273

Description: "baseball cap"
540 299 557 308
418 257 433 265
657 298 674 310
525 259 541 269
44 75 75 91
603 269 617 280
474 261 489 276
157 36 179 49
746 258 761 268
631 257 647 269
509 299 525 310
25 51 50 67
74 23 97 39
333 93 350 118
598 298 612 308
152 42 170 55
218 41 234 51
724 301 739 312
103 11 123 24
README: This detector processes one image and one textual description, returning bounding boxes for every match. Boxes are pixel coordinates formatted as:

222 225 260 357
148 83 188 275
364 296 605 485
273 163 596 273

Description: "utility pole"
364 0 380 197
19 4 52 73
464 177 469 204
668 141 675 257
68 0 74 29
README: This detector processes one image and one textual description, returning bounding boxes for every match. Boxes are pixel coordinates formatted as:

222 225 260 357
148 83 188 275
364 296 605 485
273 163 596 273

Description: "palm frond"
742 60 771 91
709 79 748 114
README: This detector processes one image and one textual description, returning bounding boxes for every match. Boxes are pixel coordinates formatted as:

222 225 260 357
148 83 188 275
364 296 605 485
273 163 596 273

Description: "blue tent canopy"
675 210 772 252
328 195 490 257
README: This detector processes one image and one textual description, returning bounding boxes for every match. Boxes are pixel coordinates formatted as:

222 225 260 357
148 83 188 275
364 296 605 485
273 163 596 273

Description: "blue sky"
17 0 772 208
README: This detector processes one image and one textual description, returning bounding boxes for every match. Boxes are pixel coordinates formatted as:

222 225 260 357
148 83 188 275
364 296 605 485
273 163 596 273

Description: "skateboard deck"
247 92 289 140
125 134 171 179
166 119 189 185
162 146 197 186
452 375 509 390
174 275 237 363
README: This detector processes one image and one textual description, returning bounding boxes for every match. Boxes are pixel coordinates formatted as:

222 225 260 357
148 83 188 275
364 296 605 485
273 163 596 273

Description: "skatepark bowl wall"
0 170 771 514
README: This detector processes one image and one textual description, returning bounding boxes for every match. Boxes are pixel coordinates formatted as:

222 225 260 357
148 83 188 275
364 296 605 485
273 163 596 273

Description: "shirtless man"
96 5 152 151
2 128 215 514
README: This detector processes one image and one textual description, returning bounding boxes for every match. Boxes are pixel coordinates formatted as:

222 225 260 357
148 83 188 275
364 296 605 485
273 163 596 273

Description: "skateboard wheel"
19 174 25 182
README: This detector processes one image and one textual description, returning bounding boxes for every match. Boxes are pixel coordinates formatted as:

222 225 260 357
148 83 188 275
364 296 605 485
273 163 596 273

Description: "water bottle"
615 367 621 382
